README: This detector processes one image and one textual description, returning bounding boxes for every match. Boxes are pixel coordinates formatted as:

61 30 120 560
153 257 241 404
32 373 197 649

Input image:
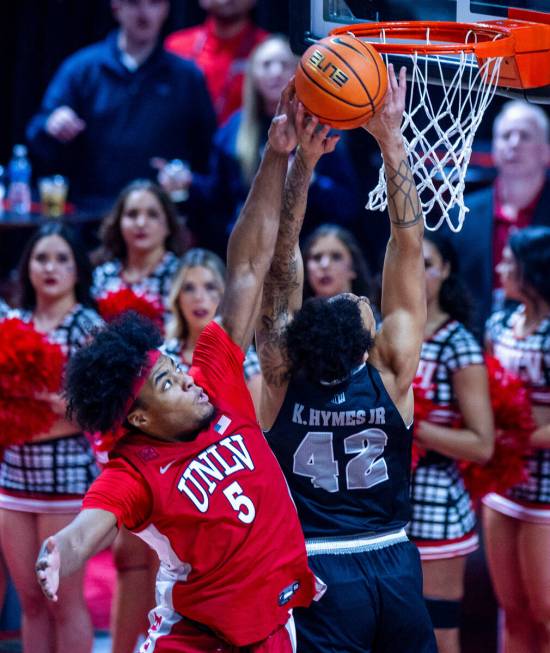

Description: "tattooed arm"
219 81 297 351
366 65 426 418
256 108 340 429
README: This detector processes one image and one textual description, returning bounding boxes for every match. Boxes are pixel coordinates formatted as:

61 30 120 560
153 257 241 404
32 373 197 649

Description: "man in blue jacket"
27 0 216 214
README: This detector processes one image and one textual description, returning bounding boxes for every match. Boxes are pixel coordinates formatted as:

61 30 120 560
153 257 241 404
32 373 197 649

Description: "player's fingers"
304 114 319 137
296 103 308 132
272 113 288 125
314 124 331 142
280 77 295 106
397 66 407 97
324 135 341 152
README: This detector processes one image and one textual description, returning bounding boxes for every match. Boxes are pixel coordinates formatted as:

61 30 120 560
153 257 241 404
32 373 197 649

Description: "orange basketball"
295 34 388 130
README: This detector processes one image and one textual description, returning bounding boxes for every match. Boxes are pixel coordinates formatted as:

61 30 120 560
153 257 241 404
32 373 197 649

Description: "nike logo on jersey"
159 460 176 475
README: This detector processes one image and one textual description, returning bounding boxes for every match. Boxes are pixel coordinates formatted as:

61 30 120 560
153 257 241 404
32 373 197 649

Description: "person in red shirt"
165 0 268 125
34 83 339 652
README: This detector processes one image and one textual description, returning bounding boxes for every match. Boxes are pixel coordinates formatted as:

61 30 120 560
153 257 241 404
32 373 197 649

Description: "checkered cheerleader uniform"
409 319 484 559
92 251 180 326
0 305 103 514
483 307 550 524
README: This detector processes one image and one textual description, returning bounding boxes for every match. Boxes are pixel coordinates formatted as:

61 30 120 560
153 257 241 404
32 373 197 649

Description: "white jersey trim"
305 528 408 556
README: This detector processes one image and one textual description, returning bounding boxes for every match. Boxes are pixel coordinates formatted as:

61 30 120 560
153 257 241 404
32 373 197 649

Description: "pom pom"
460 356 533 501
0 318 65 445
97 289 164 330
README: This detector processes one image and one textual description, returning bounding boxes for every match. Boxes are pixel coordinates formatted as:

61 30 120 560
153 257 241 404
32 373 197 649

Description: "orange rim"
330 21 516 58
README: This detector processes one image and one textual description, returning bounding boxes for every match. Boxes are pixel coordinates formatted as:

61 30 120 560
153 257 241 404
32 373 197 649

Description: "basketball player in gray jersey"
256 65 436 652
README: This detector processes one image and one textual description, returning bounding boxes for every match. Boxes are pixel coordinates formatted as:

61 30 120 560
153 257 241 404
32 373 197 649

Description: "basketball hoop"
330 20 550 231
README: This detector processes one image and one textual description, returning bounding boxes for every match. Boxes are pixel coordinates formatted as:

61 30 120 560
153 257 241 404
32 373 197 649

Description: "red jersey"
83 322 317 646
165 18 268 125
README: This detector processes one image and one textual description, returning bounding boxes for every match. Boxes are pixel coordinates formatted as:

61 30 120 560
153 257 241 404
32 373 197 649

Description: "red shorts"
140 607 296 653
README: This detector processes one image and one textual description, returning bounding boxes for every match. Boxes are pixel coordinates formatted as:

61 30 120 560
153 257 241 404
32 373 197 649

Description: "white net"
365 30 504 232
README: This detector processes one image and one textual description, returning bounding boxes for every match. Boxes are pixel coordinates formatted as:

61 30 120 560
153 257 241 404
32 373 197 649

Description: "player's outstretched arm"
218 81 298 352
366 65 426 397
35 508 117 601
256 107 340 429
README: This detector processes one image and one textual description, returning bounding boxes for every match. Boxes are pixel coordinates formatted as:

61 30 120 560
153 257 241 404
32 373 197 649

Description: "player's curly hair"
285 296 373 384
65 312 162 433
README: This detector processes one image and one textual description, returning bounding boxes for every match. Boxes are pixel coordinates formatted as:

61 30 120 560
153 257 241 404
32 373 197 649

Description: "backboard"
290 0 550 102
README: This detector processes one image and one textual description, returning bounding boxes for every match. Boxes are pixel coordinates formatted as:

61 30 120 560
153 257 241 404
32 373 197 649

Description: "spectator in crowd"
410 234 493 653
26 0 216 214
483 227 550 653
164 248 262 411
165 0 268 125
0 223 102 653
92 179 186 326
92 180 185 652
445 101 550 337
302 224 375 302
188 35 361 258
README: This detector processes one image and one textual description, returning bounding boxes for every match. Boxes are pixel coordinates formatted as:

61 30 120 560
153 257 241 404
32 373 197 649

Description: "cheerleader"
0 222 102 653
164 248 261 411
410 234 494 653
483 226 550 653
92 179 186 326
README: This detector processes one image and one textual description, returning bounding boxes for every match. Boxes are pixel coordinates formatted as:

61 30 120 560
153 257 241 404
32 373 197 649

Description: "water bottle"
8 144 32 215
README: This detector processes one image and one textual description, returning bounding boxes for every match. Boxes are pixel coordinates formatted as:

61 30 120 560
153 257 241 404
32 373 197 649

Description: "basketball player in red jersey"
34 82 340 652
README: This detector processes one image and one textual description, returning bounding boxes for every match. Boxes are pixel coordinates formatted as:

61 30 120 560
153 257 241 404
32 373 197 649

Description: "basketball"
295 34 388 130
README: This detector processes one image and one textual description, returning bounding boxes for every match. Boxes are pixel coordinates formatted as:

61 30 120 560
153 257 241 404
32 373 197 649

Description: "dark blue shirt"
266 363 413 538
26 31 217 212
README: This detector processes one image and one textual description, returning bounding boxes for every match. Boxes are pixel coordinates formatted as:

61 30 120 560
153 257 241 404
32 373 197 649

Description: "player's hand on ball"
35 536 60 601
296 104 341 165
363 64 406 144
268 78 298 154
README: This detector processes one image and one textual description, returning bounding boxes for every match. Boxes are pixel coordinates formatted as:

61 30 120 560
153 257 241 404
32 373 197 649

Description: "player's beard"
177 404 216 442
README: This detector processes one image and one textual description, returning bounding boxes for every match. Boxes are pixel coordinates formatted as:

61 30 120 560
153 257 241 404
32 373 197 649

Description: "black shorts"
294 532 436 653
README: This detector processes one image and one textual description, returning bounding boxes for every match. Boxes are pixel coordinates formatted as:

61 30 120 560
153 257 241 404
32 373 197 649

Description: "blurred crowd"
1 1 550 653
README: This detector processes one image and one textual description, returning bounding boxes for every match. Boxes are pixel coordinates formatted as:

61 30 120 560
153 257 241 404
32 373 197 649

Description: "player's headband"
124 349 162 417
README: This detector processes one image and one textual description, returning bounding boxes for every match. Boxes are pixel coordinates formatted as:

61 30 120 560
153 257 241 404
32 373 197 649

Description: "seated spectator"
189 35 361 258
26 0 216 214
165 0 268 125
302 224 376 303
443 100 550 337
164 248 262 411
92 180 186 327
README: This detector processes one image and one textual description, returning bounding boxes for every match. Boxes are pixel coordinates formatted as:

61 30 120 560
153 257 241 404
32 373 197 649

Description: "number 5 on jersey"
293 428 389 493
223 481 256 523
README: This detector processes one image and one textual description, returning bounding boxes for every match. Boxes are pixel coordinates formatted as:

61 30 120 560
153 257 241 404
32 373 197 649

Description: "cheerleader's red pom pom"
460 355 533 501
98 289 164 329
0 318 65 445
